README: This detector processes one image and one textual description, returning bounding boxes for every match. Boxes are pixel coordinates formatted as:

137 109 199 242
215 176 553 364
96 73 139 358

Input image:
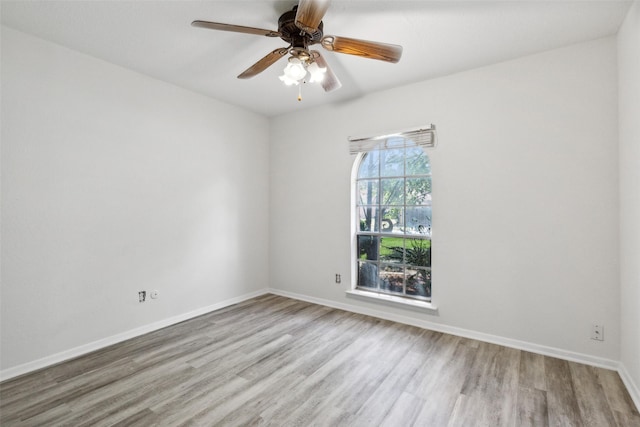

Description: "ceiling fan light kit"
192 0 403 100
279 57 326 85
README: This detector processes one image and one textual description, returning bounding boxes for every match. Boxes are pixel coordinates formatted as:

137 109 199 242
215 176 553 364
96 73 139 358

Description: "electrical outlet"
335 274 341 284
138 291 146 303
591 324 604 341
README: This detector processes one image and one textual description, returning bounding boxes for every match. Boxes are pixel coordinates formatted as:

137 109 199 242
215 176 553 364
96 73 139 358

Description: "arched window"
354 137 432 301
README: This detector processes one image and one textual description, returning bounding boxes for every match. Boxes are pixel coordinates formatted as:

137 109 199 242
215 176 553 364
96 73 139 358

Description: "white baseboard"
618 363 640 412
268 288 620 371
4 286 638 414
0 288 269 382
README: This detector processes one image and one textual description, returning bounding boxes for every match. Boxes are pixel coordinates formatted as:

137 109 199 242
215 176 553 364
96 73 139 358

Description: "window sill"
345 289 439 313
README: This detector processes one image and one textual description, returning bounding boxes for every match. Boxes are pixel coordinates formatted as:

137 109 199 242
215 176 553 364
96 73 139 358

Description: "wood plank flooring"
1 294 639 426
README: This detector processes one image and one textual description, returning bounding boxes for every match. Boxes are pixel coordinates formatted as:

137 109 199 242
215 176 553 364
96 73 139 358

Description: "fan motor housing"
278 6 323 48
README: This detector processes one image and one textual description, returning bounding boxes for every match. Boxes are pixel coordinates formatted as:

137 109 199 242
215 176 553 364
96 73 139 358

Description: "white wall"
618 0 640 403
270 37 620 362
0 27 269 373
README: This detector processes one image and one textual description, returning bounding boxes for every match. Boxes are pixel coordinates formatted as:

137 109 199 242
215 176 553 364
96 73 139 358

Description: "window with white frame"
352 128 434 301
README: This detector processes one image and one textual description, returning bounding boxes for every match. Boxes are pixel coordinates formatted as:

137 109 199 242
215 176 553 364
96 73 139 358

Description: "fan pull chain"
298 84 302 102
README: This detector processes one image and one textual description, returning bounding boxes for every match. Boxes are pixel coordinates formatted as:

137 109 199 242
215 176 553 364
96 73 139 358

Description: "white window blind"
348 124 437 155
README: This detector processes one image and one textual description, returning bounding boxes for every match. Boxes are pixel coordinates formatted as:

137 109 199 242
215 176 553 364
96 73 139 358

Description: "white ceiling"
1 0 632 117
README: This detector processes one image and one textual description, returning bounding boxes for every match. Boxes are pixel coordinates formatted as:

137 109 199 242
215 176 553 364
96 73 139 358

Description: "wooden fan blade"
238 48 289 79
321 35 403 63
295 0 331 34
191 20 281 37
311 50 342 92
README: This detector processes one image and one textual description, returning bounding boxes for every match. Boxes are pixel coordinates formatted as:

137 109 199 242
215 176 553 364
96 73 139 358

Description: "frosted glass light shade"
307 62 326 82
283 58 307 81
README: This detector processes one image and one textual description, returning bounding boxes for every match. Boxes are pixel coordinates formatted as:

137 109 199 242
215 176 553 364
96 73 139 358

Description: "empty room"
1 0 639 425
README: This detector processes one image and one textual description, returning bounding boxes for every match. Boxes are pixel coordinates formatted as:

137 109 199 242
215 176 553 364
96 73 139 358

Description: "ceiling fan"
192 0 403 96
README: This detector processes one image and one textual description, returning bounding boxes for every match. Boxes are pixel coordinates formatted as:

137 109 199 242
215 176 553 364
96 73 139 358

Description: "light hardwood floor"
1 294 639 426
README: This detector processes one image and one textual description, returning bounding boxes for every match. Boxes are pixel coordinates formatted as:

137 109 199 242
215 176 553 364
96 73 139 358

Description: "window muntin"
355 138 431 301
